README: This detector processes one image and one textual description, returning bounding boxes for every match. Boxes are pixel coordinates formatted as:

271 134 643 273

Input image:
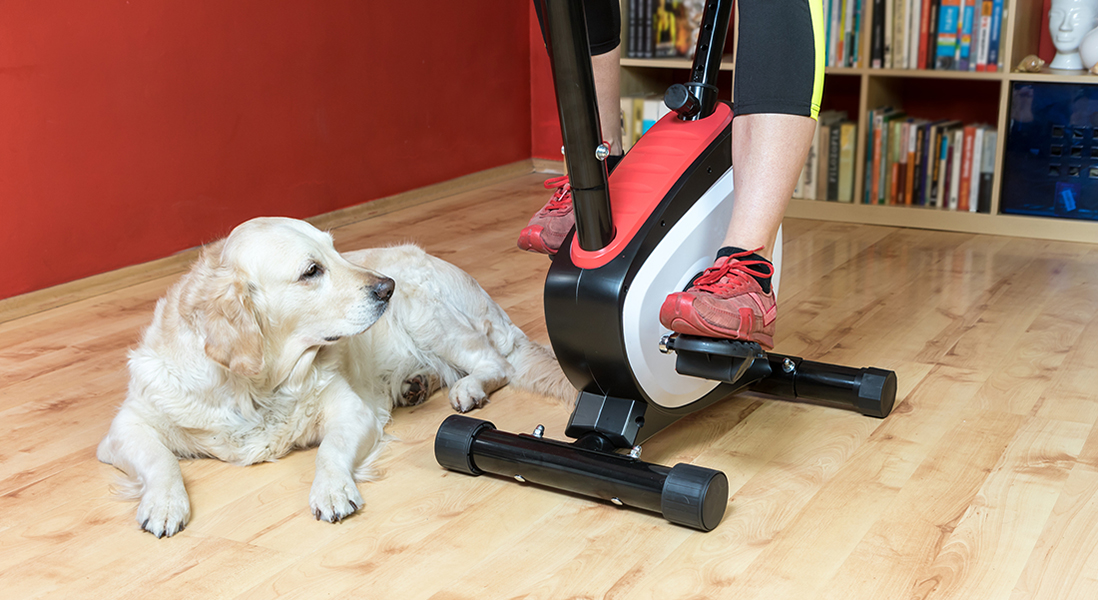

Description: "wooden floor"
3 172 1098 599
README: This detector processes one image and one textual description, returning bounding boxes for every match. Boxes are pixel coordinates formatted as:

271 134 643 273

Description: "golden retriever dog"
97 217 573 537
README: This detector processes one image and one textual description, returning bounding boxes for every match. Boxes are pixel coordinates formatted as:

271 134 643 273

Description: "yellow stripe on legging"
808 0 825 120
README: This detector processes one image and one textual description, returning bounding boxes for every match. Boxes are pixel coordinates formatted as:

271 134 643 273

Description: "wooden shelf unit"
619 0 1098 243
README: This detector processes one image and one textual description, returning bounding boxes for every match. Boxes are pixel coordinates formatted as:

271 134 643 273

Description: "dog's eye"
300 263 324 281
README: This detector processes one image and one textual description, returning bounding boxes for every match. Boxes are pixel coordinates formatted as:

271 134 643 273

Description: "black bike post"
537 0 614 251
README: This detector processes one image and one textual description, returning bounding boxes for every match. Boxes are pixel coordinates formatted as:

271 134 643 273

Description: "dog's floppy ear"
183 243 266 377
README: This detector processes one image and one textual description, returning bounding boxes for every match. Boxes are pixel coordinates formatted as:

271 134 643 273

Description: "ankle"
716 246 772 294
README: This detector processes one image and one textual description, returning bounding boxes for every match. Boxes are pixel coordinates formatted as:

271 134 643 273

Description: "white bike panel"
621 167 782 409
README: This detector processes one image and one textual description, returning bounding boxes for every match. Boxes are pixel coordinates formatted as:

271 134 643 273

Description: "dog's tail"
506 335 577 404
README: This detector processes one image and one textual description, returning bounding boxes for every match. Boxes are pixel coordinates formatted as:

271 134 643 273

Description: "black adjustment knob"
664 84 700 119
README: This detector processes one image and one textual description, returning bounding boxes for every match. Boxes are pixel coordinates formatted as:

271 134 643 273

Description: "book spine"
917 0 932 68
828 124 842 201
905 122 918 204
968 126 984 212
817 123 832 200
803 122 820 200
932 129 946 207
958 0 975 71
908 0 922 69
986 0 1003 71
871 112 883 203
878 115 887 204
913 124 927 205
948 129 964 210
895 0 908 70
839 122 857 201
935 0 959 70
884 0 894 68
977 130 996 212
845 0 857 67
871 0 885 68
926 0 941 68
958 125 976 211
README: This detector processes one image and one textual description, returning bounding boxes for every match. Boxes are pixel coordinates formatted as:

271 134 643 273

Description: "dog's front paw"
448 378 488 413
309 476 364 523
399 373 436 407
136 484 190 538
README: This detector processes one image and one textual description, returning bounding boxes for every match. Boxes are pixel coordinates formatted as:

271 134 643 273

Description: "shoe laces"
542 175 573 211
691 247 774 294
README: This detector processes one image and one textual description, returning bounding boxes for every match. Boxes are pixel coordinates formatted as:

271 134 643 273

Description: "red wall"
1 1 532 299
529 8 564 161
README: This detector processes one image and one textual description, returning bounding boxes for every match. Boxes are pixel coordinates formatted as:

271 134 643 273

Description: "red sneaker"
659 249 777 350
517 175 575 255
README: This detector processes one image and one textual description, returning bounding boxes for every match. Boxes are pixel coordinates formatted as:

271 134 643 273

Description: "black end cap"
856 368 898 418
434 415 495 476
661 463 729 532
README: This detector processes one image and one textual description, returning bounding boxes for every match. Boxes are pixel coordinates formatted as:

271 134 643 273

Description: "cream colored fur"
97 217 574 537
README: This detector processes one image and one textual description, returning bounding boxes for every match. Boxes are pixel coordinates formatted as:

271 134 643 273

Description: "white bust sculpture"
1049 0 1098 70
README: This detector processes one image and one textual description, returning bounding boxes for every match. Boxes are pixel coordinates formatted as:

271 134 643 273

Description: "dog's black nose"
372 278 395 302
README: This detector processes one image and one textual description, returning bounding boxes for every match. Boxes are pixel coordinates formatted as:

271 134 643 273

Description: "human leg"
660 0 824 348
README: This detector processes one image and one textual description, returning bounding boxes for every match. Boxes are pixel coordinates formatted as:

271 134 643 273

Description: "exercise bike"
434 0 896 531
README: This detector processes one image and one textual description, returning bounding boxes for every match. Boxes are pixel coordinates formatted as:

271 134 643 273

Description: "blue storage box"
1002 81 1098 221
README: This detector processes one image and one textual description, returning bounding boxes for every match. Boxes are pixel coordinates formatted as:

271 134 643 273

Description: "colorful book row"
794 111 859 201
869 0 1005 71
625 0 706 60
863 107 997 211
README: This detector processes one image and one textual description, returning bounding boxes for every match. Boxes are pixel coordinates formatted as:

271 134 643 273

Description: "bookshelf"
619 0 1098 244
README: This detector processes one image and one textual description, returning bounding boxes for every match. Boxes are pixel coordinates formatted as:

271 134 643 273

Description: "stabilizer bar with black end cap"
435 415 728 532
661 334 897 418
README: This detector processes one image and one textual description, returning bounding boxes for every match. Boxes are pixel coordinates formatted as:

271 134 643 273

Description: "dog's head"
181 217 394 377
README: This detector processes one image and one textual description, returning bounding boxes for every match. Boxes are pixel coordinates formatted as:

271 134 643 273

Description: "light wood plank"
2 172 1098 599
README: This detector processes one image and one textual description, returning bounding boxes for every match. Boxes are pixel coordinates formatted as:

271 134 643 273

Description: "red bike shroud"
570 102 733 270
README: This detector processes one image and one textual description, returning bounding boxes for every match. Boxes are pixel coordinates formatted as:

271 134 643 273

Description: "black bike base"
435 415 728 532
433 336 897 532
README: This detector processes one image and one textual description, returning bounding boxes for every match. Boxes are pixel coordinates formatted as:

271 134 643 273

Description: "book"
918 0 934 68
977 129 996 212
871 0 886 67
878 110 907 203
929 120 962 206
621 98 635 151
926 0 941 68
631 97 646 146
816 111 847 200
936 129 951 208
986 0 1003 71
958 125 977 210
904 119 927 204
912 121 930 204
966 125 985 212
948 128 965 210
888 118 907 203
838 122 858 201
909 0 924 69
797 119 821 199
845 0 859 67
974 1 992 71
828 120 843 200
653 0 677 58
847 0 856 65
884 0 895 68
817 121 832 200
935 0 960 70
895 0 908 69
641 96 669 134
957 0 976 71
